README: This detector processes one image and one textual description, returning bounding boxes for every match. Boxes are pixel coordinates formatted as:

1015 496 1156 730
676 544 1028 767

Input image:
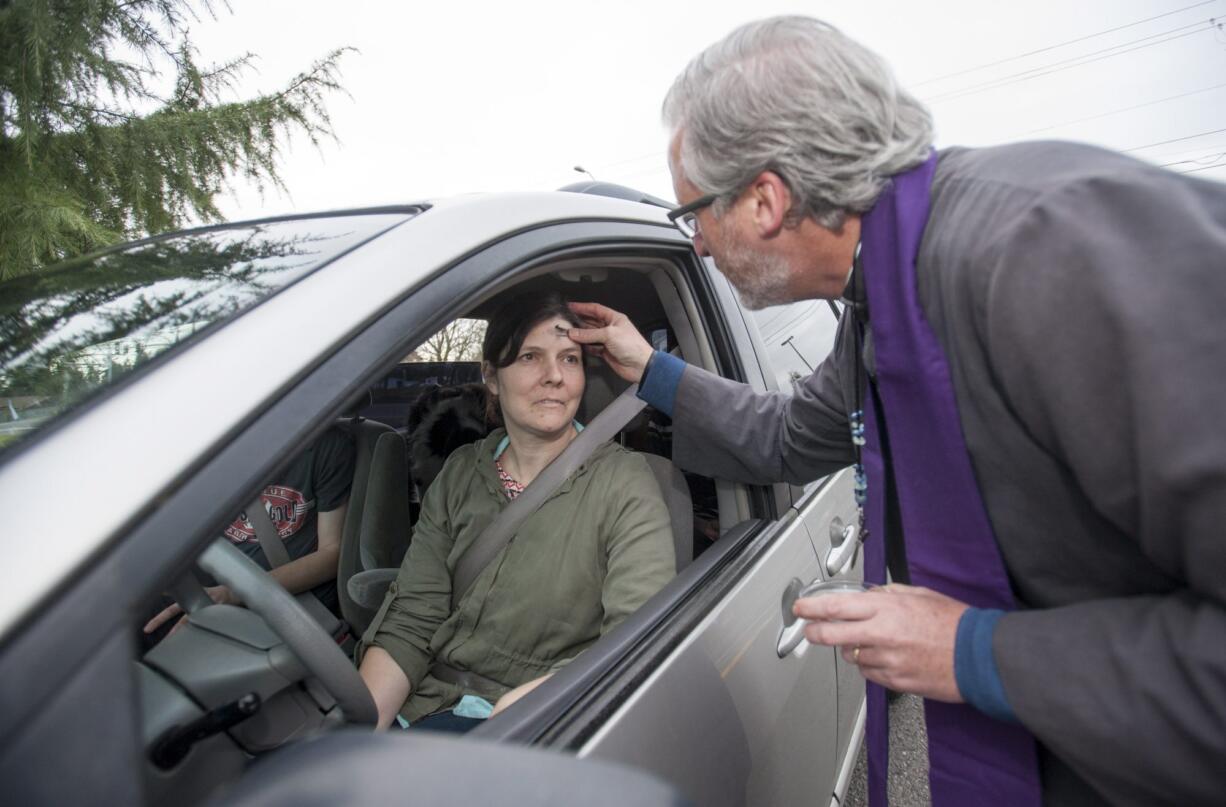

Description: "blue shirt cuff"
636 350 685 417
954 607 1019 724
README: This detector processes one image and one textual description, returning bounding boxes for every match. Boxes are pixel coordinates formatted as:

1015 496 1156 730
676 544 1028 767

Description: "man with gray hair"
569 14 1226 807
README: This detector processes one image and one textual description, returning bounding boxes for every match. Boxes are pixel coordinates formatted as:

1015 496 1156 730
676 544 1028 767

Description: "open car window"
363 319 487 428
747 299 840 391
0 212 414 459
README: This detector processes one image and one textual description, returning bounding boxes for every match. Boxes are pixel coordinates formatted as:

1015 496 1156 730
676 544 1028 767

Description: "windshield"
0 211 416 457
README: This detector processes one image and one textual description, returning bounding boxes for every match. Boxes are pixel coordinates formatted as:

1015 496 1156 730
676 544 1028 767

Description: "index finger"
566 323 611 346
568 301 621 327
793 592 880 622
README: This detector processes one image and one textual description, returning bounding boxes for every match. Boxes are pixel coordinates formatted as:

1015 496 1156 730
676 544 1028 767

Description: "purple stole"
859 153 1042 806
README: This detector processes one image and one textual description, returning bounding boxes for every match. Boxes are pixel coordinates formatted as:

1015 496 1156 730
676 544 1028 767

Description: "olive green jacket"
359 429 675 723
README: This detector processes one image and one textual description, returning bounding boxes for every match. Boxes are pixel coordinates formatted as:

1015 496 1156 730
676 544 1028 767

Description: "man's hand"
567 302 655 383
143 584 237 637
794 583 969 702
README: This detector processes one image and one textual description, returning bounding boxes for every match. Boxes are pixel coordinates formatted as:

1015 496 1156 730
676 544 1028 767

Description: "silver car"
0 185 865 806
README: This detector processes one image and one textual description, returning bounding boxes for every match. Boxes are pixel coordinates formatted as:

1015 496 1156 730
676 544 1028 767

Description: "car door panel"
730 285 866 771
580 511 839 807
0 630 143 807
795 468 867 773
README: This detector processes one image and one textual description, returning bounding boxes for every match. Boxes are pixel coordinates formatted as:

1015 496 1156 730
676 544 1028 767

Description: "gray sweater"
667 142 1226 806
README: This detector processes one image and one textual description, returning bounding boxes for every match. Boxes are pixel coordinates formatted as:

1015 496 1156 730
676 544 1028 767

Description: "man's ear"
748 171 792 239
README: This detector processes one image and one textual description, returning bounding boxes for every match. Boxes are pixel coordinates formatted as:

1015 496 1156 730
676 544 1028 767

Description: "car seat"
581 359 692 570
336 414 411 636
639 453 693 573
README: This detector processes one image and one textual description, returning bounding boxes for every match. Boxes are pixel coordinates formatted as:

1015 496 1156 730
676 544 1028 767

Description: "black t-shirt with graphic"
223 428 356 614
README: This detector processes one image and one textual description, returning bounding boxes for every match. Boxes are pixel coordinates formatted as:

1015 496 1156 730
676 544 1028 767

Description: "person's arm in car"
143 502 347 634
491 674 551 716
359 646 413 730
266 501 346 594
353 446 470 727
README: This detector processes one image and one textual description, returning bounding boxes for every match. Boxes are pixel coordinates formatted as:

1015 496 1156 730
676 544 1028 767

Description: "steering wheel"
194 539 378 725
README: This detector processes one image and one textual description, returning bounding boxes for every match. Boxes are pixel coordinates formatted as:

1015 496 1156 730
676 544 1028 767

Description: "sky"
188 0 1226 219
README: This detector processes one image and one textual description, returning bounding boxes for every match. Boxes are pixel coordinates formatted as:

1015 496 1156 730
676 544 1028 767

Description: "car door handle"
824 517 861 577
777 575 873 658
777 577 809 658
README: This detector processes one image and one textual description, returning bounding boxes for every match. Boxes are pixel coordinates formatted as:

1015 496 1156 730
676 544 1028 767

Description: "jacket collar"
473 426 611 501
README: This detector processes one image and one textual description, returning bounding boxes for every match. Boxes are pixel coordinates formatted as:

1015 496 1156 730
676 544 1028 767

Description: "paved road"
844 694 930 807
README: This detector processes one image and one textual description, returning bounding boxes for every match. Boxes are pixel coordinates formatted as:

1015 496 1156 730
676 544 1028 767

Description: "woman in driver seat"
358 292 675 732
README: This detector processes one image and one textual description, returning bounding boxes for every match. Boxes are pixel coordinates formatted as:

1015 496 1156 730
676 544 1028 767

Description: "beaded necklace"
847 245 870 542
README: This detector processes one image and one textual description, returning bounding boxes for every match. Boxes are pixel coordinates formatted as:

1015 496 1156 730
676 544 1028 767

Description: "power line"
912 0 1217 86
1178 160 1226 173
925 19 1215 104
568 8 1224 182
1125 127 1226 152
1023 81 1226 135
929 18 1210 102
1151 139 1226 162
1162 150 1226 167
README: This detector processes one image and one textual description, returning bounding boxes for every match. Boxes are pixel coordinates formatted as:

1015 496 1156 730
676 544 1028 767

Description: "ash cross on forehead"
553 324 571 338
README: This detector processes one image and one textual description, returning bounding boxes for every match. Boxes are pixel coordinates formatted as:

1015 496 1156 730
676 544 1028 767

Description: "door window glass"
0 212 414 456
747 300 840 391
359 319 487 428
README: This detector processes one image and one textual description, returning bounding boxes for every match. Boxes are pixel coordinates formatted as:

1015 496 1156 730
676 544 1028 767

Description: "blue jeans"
409 710 485 734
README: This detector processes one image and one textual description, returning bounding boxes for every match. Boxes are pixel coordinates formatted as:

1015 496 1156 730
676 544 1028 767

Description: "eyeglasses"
666 193 718 240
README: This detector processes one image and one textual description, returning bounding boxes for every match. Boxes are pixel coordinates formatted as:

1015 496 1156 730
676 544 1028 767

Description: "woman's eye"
519 352 536 362
563 354 580 364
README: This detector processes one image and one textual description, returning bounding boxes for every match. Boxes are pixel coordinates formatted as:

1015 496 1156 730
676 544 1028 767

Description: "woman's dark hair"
482 290 582 368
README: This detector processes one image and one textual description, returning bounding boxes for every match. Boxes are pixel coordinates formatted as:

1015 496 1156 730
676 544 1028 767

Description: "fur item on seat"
406 383 493 495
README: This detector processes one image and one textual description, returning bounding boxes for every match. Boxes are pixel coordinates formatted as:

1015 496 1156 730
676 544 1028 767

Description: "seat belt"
248 495 349 643
449 382 648 609
249 495 292 567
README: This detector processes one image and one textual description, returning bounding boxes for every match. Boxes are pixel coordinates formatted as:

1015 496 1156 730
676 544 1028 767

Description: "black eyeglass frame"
666 193 719 239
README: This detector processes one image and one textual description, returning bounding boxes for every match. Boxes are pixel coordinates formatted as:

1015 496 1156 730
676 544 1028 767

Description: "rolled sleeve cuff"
355 585 432 691
636 350 685 417
954 607 1019 724
369 635 431 693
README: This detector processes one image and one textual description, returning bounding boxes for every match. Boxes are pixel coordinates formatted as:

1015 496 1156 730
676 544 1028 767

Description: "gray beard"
718 240 796 310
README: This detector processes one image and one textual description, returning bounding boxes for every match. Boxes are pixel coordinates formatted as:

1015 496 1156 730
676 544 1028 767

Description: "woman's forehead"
521 316 580 348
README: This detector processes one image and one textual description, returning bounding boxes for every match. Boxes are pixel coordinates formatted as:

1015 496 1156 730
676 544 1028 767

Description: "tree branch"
56 101 137 123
